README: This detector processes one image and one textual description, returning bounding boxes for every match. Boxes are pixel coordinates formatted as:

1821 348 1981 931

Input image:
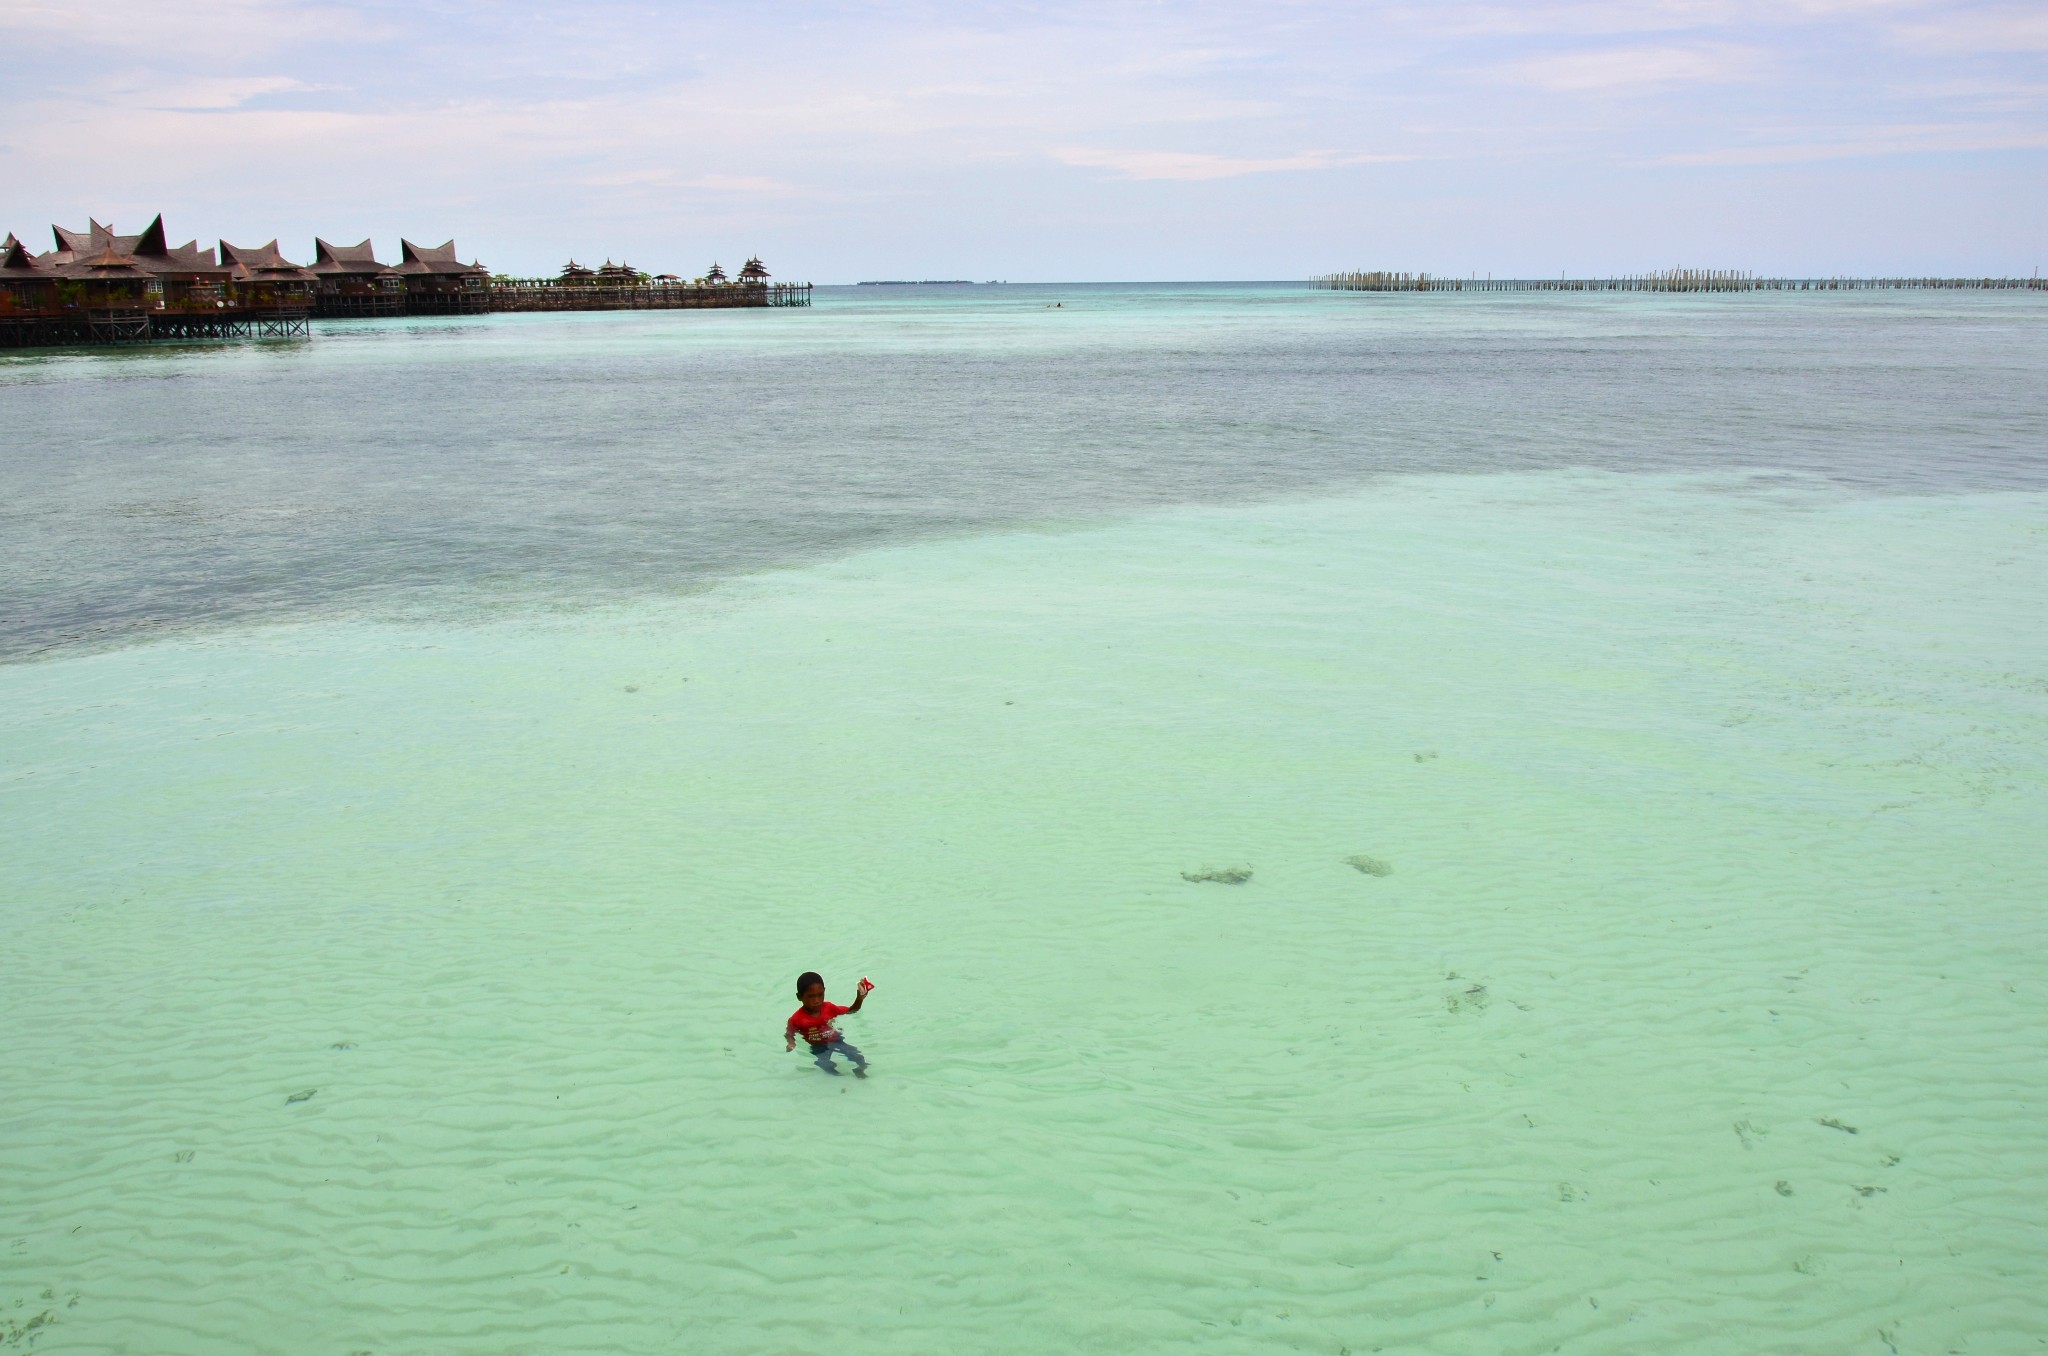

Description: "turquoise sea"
4 285 2046 1353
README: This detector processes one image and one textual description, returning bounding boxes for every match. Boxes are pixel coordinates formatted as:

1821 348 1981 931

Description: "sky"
2 0 2044 281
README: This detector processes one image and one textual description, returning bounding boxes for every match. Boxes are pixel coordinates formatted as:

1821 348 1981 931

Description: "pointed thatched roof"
219 239 315 282
49 242 154 280
310 238 394 276
36 216 228 280
133 215 168 257
393 238 487 276
49 220 112 260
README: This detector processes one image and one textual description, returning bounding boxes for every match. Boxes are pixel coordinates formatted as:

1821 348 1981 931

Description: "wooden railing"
487 281 812 311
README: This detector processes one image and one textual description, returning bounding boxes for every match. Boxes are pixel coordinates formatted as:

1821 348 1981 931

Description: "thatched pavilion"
0 235 56 321
46 216 234 313
310 239 404 316
392 239 490 313
219 240 318 312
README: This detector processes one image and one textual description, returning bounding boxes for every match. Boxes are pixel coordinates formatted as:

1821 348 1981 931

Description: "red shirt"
788 1002 849 1045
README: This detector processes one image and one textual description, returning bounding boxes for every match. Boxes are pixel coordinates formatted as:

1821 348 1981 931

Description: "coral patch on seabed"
1345 854 1393 876
1181 865 1252 884
1445 980 1490 1014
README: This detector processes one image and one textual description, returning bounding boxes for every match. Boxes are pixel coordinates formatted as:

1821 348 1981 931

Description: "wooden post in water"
1310 269 2042 295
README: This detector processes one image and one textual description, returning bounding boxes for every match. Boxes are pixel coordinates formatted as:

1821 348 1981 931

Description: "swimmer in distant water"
786 971 874 1077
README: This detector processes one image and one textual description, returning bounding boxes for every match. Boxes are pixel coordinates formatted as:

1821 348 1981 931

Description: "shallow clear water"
3 286 2047 1353
4 284 2045 661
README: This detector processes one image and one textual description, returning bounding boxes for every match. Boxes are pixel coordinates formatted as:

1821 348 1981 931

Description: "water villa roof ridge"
133 215 168 258
394 238 484 276
312 238 391 273
219 239 316 282
50 222 102 257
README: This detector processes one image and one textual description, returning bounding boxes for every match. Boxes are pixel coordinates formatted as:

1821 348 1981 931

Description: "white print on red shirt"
788 1002 848 1044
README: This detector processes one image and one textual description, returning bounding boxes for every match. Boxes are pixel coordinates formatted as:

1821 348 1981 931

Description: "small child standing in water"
786 971 874 1077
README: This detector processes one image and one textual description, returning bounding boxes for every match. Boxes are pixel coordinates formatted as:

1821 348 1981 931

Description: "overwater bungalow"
219 240 318 313
47 216 235 316
2 216 322 345
392 239 490 314
1 234 58 327
0 216 256 342
310 239 404 316
49 244 155 339
4 210 811 347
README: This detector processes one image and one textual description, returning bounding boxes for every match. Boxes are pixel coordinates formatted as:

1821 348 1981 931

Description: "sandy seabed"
4 470 2045 1354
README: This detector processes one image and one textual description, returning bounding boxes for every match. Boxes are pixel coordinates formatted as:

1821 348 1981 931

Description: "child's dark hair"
796 970 824 996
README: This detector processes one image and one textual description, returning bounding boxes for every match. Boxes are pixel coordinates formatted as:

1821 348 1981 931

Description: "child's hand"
857 976 875 997
785 1036 795 1051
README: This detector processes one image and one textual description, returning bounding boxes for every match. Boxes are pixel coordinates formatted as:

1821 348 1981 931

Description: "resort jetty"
492 255 808 311
1313 268 2046 293
0 215 811 349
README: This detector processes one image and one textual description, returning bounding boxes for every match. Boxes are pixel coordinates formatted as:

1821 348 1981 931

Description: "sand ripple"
5 474 2046 1352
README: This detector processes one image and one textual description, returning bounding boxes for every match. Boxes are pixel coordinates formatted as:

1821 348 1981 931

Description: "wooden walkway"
0 310 311 348
1312 270 2046 294
1 285 813 349
488 282 812 311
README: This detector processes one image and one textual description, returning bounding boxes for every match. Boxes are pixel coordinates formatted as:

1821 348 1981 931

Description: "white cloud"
1398 0 1921 41
1890 7 2048 52
1655 122 2048 163
1504 43 1763 92
579 170 807 197
1889 76 2048 113
1052 147 1413 180
148 76 323 110
7 0 365 61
